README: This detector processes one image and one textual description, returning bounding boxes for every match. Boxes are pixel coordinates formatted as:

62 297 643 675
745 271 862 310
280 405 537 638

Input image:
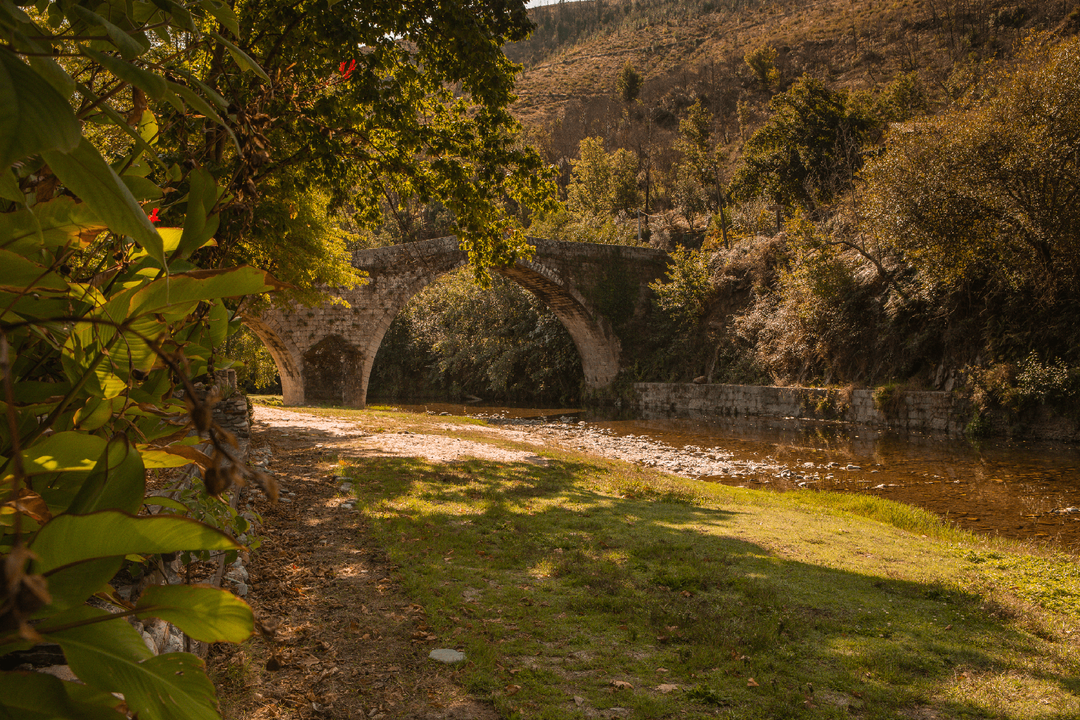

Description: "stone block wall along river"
632 383 1080 442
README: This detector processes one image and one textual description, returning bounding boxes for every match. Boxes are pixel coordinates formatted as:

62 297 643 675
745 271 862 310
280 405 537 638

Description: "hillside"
508 0 1077 126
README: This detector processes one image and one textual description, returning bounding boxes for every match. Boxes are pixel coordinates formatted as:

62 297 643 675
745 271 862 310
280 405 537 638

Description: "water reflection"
380 401 1080 551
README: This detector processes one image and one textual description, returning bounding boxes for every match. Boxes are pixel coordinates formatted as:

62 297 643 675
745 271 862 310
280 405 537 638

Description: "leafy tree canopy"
567 136 640 218
862 34 1080 297
616 60 642 105
731 75 880 212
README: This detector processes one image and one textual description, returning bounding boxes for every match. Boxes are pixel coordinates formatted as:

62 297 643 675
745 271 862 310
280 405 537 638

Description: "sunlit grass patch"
333 419 1080 720
940 670 1080 719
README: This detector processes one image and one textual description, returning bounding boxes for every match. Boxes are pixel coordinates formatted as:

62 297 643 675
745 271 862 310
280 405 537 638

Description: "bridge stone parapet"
248 237 669 407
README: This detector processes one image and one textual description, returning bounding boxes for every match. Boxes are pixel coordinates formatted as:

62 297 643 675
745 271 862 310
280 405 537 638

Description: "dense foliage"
864 35 1080 296
731 76 880 213
727 33 1080 398
223 1 1080 418
369 270 583 404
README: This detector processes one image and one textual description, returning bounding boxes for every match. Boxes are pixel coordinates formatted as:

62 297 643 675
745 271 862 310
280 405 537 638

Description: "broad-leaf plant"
0 0 282 716
1 0 547 714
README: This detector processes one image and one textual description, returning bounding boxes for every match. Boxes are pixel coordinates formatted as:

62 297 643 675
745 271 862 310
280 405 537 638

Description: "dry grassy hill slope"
508 0 1077 126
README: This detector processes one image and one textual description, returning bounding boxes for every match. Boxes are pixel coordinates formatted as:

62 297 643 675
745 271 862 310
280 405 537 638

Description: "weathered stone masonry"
247 236 670 407
633 383 1080 441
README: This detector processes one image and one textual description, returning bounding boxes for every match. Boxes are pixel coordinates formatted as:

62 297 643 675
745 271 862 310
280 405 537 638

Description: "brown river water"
381 401 1080 553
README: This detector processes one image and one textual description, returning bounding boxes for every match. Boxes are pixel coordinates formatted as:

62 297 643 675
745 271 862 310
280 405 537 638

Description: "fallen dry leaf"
747 678 760 688
611 680 634 690
574 696 585 707
656 684 680 694
505 684 522 696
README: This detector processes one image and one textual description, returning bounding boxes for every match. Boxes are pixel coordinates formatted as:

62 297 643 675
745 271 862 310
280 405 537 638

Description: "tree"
567 137 640 217
744 44 780 90
650 247 712 330
731 75 880 213
673 100 728 236
152 0 554 284
862 34 1080 296
616 60 643 105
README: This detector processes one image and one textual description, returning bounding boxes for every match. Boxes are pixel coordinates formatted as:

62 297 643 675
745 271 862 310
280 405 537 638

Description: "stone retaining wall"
632 383 1080 441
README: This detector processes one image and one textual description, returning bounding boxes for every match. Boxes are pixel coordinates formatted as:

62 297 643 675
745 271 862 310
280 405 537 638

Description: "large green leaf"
68 6 146 59
208 300 229 347
0 670 126 720
27 55 75 99
148 0 197 32
136 584 253 643
139 448 200 468
115 311 166 373
20 432 107 476
198 0 239 37
169 69 229 111
127 266 281 317
207 31 270 82
83 49 168 99
0 672 79 720
30 511 241 574
0 196 105 254
0 249 69 292
36 557 123 614
42 138 165 269
67 437 145 515
167 81 225 125
121 175 164 201
9 381 69 404
178 168 219 256
0 167 21 201
43 607 221 720
0 47 80 173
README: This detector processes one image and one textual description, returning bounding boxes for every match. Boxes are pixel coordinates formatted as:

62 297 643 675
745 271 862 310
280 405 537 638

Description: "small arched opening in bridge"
245 238 631 408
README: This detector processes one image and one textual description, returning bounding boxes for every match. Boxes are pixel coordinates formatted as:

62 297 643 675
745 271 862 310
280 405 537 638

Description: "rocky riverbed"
449 413 871 487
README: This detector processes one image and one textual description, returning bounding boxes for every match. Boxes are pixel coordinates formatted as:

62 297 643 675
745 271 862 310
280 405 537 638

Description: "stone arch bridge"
247 236 670 407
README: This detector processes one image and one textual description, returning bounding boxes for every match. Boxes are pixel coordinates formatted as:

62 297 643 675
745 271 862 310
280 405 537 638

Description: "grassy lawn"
271 403 1080 719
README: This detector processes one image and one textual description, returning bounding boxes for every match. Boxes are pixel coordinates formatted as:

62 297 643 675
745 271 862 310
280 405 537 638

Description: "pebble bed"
463 414 812 484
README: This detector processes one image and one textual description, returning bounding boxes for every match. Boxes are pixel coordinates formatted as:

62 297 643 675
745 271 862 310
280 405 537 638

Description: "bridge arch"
247 237 667 407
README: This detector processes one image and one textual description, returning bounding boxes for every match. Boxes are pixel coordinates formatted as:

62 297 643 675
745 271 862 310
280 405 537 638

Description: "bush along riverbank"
226 403 1080 720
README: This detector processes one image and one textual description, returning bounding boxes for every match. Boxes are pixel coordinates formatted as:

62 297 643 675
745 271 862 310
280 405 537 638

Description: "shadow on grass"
335 453 1080 720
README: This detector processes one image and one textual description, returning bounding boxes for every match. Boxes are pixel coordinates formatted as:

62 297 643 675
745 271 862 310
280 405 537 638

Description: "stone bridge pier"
246 236 670 407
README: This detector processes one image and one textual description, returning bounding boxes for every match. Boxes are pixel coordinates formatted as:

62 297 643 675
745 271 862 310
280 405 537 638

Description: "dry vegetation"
509 0 1075 126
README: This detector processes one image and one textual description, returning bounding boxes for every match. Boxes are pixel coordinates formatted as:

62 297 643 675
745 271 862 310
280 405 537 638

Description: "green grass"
281 405 1080 719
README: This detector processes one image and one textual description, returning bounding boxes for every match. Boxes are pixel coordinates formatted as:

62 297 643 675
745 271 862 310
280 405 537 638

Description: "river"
376 401 1080 553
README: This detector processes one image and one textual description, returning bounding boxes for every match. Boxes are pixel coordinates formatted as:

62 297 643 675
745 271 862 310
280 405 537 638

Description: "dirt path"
210 405 773 719
209 407 534 720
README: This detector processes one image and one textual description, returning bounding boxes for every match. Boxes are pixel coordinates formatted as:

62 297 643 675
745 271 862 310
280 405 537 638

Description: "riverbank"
379 401 1080 551
213 404 1080 720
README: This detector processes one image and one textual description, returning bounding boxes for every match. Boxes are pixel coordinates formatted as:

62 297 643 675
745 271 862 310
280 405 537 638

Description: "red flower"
148 207 160 223
338 59 356 80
